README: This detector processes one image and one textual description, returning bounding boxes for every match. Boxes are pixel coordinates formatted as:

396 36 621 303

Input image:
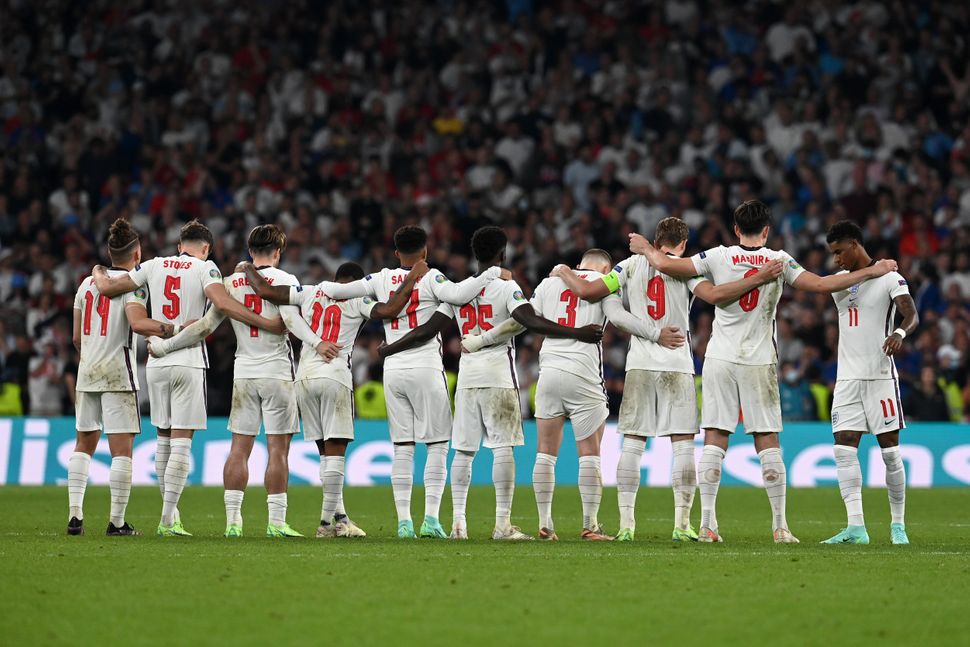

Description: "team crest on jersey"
788 260 801 270
849 284 860 295
134 288 147 299
435 274 448 284
209 268 221 279
362 296 374 304
512 290 525 301
831 411 839 425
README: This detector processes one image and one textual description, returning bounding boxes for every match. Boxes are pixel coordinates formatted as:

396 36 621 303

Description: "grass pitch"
1 485 968 646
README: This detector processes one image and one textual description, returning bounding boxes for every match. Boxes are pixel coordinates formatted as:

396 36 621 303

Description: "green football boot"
419 516 447 539
225 524 243 538
616 528 635 542
890 523 909 545
672 524 699 542
398 519 417 539
821 525 870 545
266 523 304 538
157 522 192 537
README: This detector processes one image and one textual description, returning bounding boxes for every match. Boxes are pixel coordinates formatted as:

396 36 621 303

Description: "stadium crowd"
0 0 967 422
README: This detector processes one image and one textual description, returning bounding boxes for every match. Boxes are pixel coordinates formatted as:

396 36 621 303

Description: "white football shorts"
452 387 524 452
618 369 698 437
534 367 608 442
831 379 904 435
384 368 453 444
75 391 141 435
227 378 298 436
146 365 207 431
297 377 355 442
700 358 782 434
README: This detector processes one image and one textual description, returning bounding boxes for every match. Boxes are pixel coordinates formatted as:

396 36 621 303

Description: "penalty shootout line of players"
65 204 915 546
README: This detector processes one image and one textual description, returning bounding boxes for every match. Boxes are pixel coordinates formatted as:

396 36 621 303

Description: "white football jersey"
336 267 491 371
608 254 705 374
74 269 139 392
128 254 222 369
224 267 299 380
832 270 910 381
444 279 530 389
691 245 805 365
531 272 606 383
289 283 377 389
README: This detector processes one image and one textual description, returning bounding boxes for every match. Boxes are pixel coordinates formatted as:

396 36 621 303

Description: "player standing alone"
635 200 897 543
822 221 918 545
554 217 782 541
67 219 175 536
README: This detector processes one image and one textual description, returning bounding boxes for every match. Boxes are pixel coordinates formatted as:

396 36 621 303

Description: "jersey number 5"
310 302 341 343
82 292 110 336
739 269 760 312
459 304 494 335
162 275 181 320
558 290 579 327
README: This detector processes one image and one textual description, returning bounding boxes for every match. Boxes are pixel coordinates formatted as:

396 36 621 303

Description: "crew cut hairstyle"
107 218 139 262
471 226 507 264
335 262 365 281
581 248 613 267
733 199 772 235
825 220 864 245
654 217 690 249
247 224 287 255
394 225 428 254
180 219 214 247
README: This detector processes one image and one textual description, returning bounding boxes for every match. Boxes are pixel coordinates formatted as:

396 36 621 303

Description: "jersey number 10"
310 302 341 343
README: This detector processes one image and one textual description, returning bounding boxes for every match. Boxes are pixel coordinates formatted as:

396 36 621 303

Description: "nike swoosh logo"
884 419 896 425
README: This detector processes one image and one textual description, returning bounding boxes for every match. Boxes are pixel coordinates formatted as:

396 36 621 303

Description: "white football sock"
616 436 644 530
322 456 345 524
450 451 474 525
155 436 179 523
67 451 91 520
881 446 906 524
161 438 191 526
108 456 132 527
758 447 788 531
533 453 557 530
267 493 287 527
671 440 697 530
423 443 448 520
492 446 515 530
578 455 602 530
391 444 415 522
833 445 864 526
224 489 244 527
698 445 725 531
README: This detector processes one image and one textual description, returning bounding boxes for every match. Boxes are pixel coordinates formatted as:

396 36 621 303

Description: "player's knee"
833 431 862 447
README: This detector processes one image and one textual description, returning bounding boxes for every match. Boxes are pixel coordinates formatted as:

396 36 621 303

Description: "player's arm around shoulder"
204 276 286 334
550 263 614 302
379 306 454 359
883 275 919 356
371 260 429 319
92 262 141 297
629 233 701 278
241 262 292 305
693 259 783 307
792 257 899 293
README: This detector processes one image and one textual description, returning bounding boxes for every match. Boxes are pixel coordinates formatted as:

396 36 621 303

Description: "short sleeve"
426 268 450 298
505 280 529 313
73 283 85 310
690 247 717 278
531 280 547 317
436 302 457 318
128 258 154 287
888 273 910 299
779 251 806 286
686 276 707 293
129 284 149 309
200 260 223 290
290 285 313 307
358 295 377 319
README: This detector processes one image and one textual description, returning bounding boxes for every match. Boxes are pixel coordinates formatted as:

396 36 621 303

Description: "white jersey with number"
609 254 705 374
224 267 299 380
74 269 139 392
833 270 910 380
531 272 606 383
445 279 529 389
356 267 458 371
128 254 222 369
289 283 377 389
691 245 805 366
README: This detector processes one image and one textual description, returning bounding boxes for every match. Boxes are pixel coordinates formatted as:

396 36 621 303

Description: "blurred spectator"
779 361 815 421
904 367 950 421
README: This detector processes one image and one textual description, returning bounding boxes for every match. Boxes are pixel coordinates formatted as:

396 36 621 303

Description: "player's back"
225 267 298 380
131 254 222 369
74 269 139 392
532 273 605 381
692 245 804 365
450 278 529 389
367 266 451 371
833 270 909 381
293 284 374 388
616 254 698 374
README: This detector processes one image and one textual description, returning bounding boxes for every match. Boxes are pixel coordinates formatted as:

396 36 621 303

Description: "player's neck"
109 259 137 271
659 246 681 258
398 255 422 270
737 235 766 249
847 254 874 272
251 255 277 269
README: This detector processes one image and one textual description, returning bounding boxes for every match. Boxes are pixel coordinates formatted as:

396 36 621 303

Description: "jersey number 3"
558 290 579 327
